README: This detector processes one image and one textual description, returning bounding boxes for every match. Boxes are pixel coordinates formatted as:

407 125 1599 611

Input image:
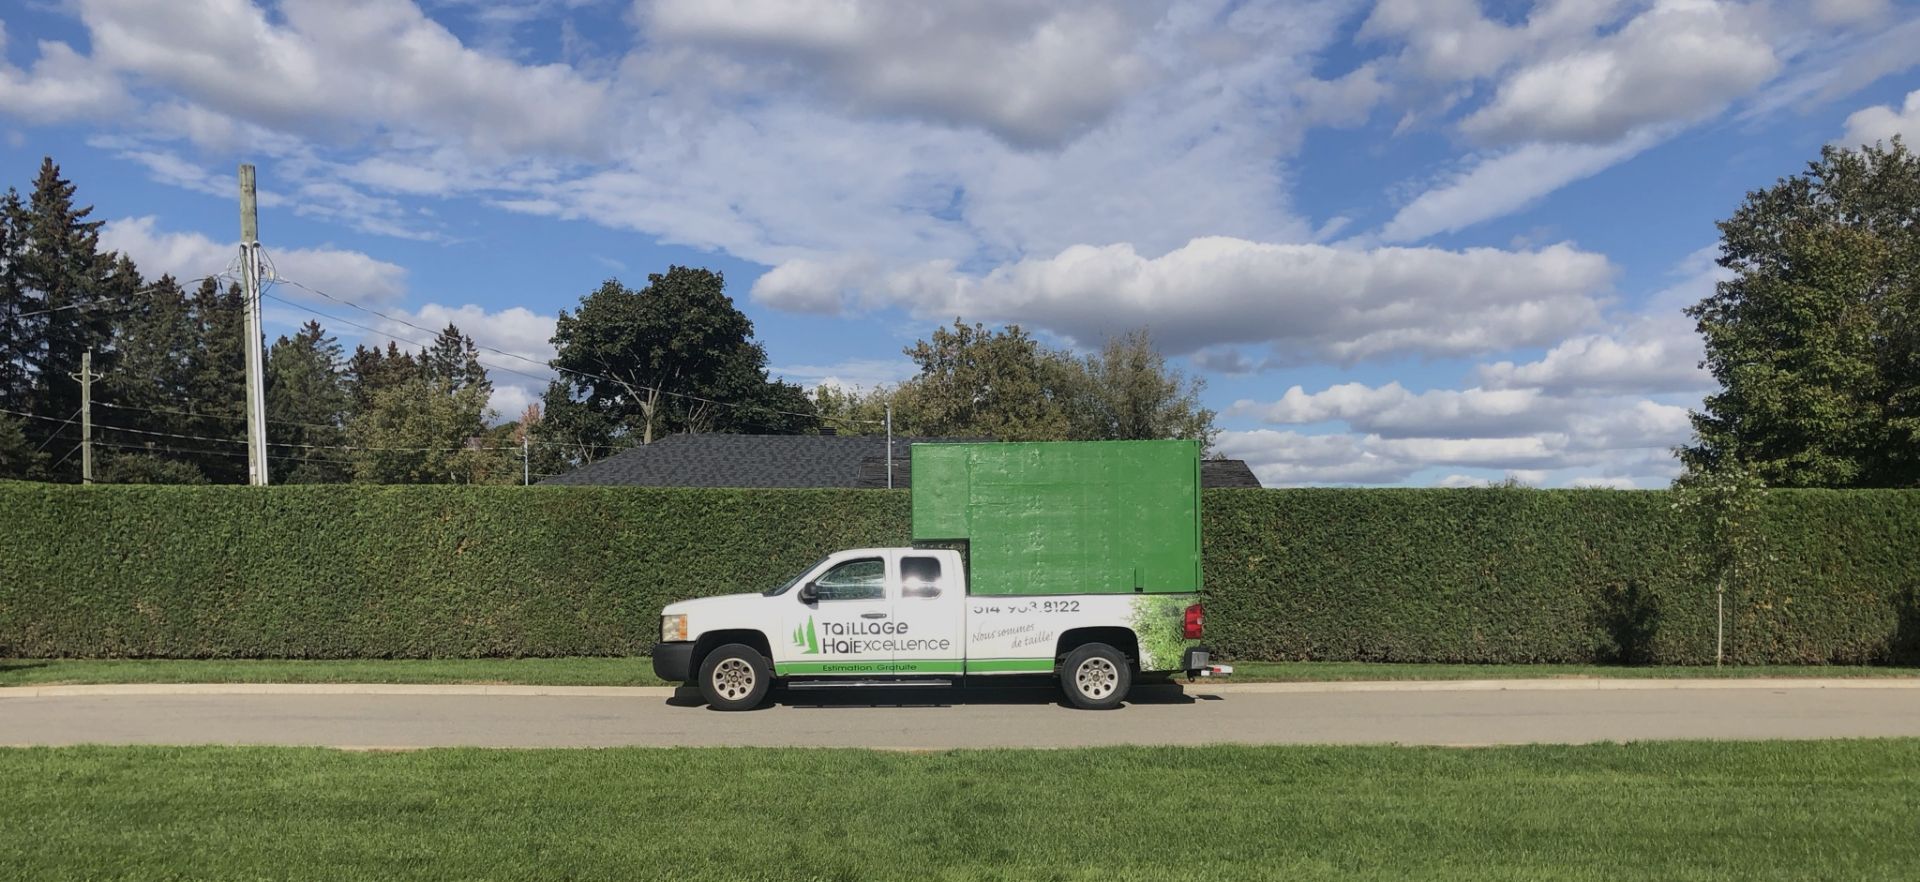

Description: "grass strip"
5 657 1918 688
2 740 1917 881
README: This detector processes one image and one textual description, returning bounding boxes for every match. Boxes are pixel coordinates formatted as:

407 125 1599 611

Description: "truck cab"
651 440 1213 710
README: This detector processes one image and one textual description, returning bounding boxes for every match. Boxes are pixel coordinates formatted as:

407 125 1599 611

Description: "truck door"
778 554 892 675
888 551 965 675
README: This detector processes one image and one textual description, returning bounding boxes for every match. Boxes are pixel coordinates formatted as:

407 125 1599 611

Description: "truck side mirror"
798 582 819 604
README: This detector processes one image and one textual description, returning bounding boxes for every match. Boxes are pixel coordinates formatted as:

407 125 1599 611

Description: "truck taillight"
1183 603 1204 639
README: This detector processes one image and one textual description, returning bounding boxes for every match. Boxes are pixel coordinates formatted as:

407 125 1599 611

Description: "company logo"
792 617 819 654
791 616 951 656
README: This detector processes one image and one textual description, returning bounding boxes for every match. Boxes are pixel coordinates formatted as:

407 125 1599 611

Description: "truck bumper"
1181 645 1213 673
652 642 696 683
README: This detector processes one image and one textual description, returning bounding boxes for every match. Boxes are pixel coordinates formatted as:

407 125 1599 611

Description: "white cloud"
1476 317 1708 395
644 0 1161 148
1478 244 1722 394
1232 382 1567 438
1215 396 1692 487
1214 429 1413 485
399 303 555 369
1839 89 1920 147
1379 129 1663 243
99 216 410 305
1811 0 1892 25
754 237 1614 362
1459 0 1779 145
1572 476 1637 489
769 358 919 393
1359 0 1632 82
0 25 130 123
70 0 612 156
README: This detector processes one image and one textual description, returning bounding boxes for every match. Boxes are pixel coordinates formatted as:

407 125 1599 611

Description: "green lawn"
4 657 1917 688
3 741 1916 881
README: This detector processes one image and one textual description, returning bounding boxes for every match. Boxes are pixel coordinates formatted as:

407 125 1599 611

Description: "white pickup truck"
651 546 1209 710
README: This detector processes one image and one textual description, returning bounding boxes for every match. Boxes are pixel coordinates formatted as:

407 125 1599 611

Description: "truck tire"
1060 643 1131 710
698 643 772 711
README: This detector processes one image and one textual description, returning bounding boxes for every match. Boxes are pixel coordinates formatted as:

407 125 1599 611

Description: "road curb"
3 677 1917 699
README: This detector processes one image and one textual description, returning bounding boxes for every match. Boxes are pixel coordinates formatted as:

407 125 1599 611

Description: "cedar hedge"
1 485 1916 664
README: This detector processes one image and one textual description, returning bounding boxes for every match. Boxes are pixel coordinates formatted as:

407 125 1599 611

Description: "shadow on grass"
0 661 50 674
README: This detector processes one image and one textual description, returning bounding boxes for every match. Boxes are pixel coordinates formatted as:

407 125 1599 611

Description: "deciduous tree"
1683 141 1920 487
540 268 817 453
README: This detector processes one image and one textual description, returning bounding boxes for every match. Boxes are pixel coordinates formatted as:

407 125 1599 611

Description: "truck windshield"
764 555 832 596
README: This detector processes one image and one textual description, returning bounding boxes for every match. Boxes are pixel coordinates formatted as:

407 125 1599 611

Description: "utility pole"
238 164 270 486
885 402 893 490
70 350 101 484
522 434 531 486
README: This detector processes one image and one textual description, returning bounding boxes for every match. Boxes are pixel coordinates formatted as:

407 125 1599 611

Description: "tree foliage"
266 321 352 484
539 268 816 459
817 321 1217 449
1684 140 1920 487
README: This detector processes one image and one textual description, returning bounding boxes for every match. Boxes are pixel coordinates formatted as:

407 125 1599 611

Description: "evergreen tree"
423 323 489 396
0 413 46 479
266 320 351 483
182 278 250 483
18 158 113 462
0 188 34 415
346 342 418 414
96 273 206 482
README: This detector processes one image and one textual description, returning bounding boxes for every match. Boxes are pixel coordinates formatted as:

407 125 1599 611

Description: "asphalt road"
3 679 1918 748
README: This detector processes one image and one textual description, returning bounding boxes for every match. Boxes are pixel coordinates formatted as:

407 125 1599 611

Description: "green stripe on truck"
772 659 1054 676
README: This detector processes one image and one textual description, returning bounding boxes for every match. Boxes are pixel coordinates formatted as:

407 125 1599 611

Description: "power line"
103 399 628 452
12 277 220 319
98 400 340 434
86 436 360 468
31 408 81 454
0 407 520 454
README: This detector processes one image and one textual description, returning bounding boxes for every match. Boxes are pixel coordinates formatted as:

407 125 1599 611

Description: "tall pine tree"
266 320 351 483
19 159 114 474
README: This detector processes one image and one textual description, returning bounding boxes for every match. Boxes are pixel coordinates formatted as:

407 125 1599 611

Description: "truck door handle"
861 612 888 619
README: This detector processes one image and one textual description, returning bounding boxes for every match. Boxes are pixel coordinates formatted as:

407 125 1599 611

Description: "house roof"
540 433 1263 489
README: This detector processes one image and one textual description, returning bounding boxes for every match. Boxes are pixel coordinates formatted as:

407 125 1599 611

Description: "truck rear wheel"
698 643 772 711
1060 643 1131 710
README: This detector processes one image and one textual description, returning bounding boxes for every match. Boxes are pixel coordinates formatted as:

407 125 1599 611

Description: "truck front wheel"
698 643 772 711
1060 643 1131 710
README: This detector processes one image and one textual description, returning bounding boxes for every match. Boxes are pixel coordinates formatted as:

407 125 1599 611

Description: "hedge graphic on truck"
791 618 818 655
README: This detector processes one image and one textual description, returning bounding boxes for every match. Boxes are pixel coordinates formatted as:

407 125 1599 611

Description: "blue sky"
2 0 1917 487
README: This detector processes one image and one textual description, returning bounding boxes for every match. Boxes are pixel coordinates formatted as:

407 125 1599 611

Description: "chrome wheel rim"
1075 657 1119 700
713 658 756 701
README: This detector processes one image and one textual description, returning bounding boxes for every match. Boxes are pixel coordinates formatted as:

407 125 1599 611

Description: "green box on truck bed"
910 440 1202 596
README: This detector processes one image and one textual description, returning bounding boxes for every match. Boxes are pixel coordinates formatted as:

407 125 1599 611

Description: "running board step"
786 679 956 689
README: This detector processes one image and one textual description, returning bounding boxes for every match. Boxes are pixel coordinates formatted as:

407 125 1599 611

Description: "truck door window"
900 556 943 598
812 558 886 601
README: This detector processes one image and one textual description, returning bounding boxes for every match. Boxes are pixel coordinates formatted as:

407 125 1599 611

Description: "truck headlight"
661 614 687 643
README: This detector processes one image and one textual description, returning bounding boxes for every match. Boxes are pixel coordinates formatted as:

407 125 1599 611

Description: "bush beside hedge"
1 485 1915 664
